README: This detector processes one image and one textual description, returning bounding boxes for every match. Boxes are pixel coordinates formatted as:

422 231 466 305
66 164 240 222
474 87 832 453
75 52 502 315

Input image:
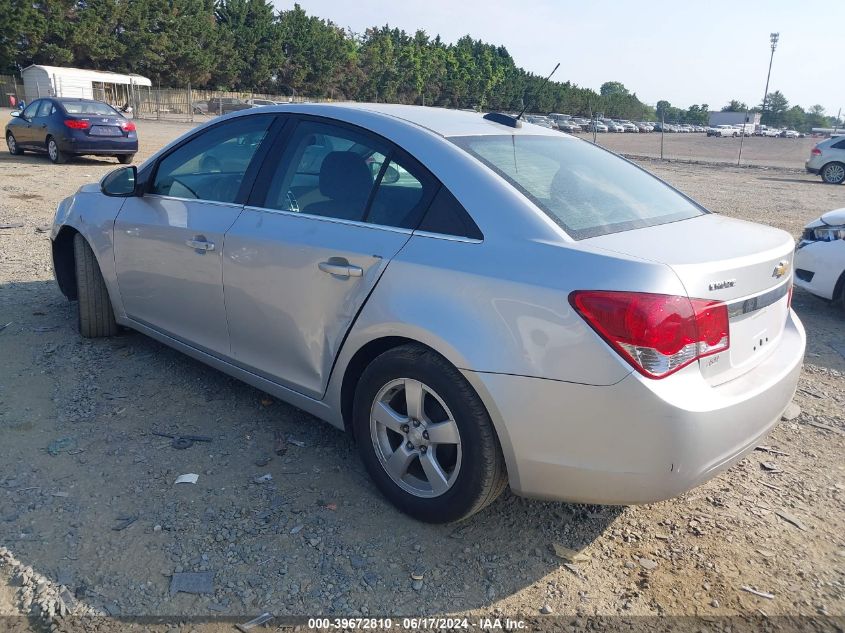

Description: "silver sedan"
50 104 805 522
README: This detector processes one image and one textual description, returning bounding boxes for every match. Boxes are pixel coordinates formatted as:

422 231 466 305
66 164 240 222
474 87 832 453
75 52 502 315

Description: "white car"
709 125 740 137
781 129 800 138
794 208 845 310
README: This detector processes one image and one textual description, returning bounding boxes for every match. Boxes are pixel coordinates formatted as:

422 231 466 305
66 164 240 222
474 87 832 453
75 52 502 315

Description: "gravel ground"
585 130 818 169
1 114 844 631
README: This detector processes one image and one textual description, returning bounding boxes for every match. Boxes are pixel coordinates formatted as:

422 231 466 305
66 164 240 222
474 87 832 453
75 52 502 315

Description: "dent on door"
222 210 411 398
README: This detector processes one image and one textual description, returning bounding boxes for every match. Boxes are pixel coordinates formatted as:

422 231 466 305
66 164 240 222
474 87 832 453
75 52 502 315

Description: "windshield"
62 101 121 116
451 134 706 239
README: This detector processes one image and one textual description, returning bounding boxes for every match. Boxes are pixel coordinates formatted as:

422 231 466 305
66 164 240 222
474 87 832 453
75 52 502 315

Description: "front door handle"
318 259 363 278
185 237 215 252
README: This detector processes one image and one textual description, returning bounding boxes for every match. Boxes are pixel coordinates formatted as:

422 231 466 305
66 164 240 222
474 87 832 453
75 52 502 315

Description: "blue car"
5 97 138 164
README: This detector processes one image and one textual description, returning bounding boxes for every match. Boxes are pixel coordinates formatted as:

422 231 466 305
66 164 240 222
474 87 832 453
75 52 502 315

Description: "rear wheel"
353 344 507 523
116 154 135 164
47 137 68 164
73 233 118 338
821 162 845 185
6 132 23 155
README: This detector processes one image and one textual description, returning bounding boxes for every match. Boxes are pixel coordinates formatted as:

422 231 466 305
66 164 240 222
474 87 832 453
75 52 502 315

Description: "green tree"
722 99 747 112
762 90 789 126
600 81 628 97
214 0 281 90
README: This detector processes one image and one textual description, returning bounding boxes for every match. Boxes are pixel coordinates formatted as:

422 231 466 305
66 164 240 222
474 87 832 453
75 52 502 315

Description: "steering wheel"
170 177 199 199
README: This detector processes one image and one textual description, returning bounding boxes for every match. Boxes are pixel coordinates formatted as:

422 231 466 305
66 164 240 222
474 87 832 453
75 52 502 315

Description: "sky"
285 0 843 116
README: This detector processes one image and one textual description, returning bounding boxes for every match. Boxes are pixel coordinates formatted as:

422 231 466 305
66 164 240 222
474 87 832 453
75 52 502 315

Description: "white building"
21 65 152 105
708 111 762 127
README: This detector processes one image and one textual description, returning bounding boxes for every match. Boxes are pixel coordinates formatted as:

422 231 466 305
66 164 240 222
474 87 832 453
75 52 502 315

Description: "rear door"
223 117 438 398
114 114 279 356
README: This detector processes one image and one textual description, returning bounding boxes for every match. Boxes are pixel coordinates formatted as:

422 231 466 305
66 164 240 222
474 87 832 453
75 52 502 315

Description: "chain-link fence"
0 74 22 108
129 86 321 122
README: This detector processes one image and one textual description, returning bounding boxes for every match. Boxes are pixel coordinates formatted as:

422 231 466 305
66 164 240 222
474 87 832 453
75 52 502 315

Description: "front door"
114 114 276 356
15 100 41 146
223 118 438 398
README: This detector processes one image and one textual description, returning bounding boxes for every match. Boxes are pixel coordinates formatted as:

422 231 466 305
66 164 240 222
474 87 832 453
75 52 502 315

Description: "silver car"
50 104 805 523
806 135 845 184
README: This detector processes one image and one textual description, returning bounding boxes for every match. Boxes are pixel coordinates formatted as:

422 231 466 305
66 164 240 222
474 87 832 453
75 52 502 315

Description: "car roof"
258 102 565 138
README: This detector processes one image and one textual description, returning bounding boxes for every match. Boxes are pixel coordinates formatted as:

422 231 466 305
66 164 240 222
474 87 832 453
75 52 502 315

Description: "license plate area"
90 126 121 136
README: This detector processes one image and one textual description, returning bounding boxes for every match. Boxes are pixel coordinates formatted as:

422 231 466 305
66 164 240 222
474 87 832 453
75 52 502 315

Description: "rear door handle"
185 237 215 252
318 260 363 278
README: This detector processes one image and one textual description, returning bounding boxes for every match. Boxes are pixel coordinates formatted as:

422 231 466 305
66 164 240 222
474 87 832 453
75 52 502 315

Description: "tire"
116 154 135 164
353 344 507 523
47 136 68 164
820 162 845 185
73 233 118 338
6 132 24 155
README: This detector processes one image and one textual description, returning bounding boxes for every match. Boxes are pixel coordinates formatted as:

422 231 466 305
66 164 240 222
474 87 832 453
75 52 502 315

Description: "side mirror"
101 166 138 197
10 110 20 118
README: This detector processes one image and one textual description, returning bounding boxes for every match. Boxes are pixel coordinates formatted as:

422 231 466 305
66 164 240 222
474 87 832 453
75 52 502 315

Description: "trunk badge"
772 260 789 278
708 279 736 291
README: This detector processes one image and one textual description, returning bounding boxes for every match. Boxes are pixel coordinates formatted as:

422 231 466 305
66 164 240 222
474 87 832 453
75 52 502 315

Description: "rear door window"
451 134 705 239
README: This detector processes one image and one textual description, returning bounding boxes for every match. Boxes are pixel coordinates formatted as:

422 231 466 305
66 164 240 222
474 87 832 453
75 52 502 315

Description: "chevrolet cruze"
50 104 805 522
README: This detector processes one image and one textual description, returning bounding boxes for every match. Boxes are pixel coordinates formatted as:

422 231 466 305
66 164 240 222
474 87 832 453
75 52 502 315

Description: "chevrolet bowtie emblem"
773 260 790 278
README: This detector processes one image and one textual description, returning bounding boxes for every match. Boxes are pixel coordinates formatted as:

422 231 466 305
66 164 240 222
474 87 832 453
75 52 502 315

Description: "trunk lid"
584 214 794 385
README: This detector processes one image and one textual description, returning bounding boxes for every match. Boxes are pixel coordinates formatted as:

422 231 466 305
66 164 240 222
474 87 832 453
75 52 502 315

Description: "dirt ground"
1 112 844 631
587 129 818 169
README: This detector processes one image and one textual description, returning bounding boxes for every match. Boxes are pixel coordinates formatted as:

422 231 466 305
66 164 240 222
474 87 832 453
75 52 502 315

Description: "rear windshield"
62 102 120 116
451 135 705 239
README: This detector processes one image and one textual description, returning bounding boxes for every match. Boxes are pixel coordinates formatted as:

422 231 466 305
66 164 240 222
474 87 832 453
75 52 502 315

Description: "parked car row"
193 97 292 115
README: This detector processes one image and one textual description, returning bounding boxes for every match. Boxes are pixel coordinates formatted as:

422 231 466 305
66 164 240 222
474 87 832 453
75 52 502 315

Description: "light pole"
760 32 779 123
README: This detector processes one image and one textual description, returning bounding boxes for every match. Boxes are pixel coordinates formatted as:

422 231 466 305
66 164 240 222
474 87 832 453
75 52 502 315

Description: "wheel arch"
52 226 80 300
339 335 449 435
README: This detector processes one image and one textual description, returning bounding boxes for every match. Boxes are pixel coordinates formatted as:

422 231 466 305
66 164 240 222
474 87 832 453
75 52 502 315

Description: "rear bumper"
59 132 138 154
464 309 805 505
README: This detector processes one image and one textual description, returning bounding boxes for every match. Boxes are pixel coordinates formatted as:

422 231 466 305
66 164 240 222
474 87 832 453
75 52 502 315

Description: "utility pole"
760 32 779 123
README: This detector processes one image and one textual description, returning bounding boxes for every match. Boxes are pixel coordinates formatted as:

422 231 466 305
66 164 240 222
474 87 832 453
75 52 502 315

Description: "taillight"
63 119 89 129
569 291 730 379
811 147 822 156
121 120 136 132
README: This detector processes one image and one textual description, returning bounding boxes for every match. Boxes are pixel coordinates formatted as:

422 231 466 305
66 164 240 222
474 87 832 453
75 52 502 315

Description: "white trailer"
21 65 151 106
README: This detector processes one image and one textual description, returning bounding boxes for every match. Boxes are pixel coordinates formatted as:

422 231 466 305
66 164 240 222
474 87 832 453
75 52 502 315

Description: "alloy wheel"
369 378 462 498
7 134 16 154
823 163 845 184
48 140 58 161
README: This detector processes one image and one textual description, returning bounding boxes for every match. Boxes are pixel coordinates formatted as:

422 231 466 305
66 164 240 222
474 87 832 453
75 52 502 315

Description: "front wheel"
47 137 68 164
6 132 24 155
73 234 118 337
353 344 507 523
821 162 845 185
116 154 135 164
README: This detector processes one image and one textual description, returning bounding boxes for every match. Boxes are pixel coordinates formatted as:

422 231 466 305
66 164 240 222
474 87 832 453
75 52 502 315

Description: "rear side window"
451 135 705 239
832 139 845 149
418 187 482 240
